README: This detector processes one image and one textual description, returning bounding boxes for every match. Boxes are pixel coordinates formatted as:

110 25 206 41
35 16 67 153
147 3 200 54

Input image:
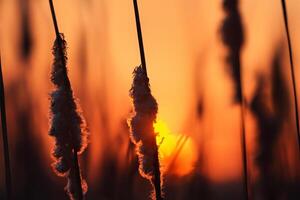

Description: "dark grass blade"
0 57 12 200
281 0 300 153
48 1 84 199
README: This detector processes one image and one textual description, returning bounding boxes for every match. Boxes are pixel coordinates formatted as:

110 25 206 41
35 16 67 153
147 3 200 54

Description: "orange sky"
0 0 300 183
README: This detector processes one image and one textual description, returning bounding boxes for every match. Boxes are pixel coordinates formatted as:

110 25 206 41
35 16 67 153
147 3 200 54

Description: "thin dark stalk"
234 51 249 200
153 145 163 200
237 52 249 200
133 0 147 76
73 150 83 200
281 0 300 153
232 52 249 200
0 56 12 200
240 98 249 200
49 0 60 38
48 1 83 199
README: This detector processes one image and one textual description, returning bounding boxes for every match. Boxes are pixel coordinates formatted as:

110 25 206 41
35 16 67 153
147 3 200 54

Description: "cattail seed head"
49 34 88 199
128 66 164 200
129 66 158 179
221 0 244 51
220 0 244 103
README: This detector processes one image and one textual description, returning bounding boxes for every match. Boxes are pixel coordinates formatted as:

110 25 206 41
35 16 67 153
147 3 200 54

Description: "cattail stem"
73 150 84 200
153 147 163 200
48 1 84 199
133 0 147 76
240 99 249 200
49 0 60 38
233 52 249 200
234 52 249 200
281 0 300 153
0 56 12 200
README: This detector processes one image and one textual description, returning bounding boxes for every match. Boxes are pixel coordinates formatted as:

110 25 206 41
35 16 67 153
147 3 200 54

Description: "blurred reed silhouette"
187 61 210 200
1 0 300 200
250 45 293 200
18 0 32 61
220 0 249 199
0 56 12 200
220 0 244 104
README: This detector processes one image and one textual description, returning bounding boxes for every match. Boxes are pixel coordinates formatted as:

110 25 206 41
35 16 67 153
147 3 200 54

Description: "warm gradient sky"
0 0 300 184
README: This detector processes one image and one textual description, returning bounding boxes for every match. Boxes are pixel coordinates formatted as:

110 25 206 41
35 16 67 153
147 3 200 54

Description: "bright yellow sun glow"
154 119 197 176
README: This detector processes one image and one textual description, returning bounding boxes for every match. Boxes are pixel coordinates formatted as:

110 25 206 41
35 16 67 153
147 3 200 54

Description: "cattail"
250 76 277 199
220 0 244 104
271 46 290 122
48 1 88 199
220 0 249 199
19 0 32 61
0 56 12 200
280 0 300 153
250 47 290 199
251 77 273 199
129 66 163 200
128 1 164 199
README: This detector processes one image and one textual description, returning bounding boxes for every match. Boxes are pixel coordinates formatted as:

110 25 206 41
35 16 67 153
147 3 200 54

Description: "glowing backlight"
154 119 197 176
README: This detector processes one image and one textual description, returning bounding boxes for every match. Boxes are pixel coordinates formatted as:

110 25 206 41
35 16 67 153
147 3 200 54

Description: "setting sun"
1 0 300 199
154 119 197 176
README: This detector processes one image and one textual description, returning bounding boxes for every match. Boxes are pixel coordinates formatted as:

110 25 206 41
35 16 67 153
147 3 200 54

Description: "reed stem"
234 52 249 200
73 149 84 200
133 0 147 76
48 1 84 199
49 0 60 38
153 147 163 200
232 51 249 200
240 98 249 200
0 56 12 200
281 0 300 153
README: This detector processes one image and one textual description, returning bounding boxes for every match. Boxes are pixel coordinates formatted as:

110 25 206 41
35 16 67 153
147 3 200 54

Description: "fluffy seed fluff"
128 66 163 198
49 34 88 200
